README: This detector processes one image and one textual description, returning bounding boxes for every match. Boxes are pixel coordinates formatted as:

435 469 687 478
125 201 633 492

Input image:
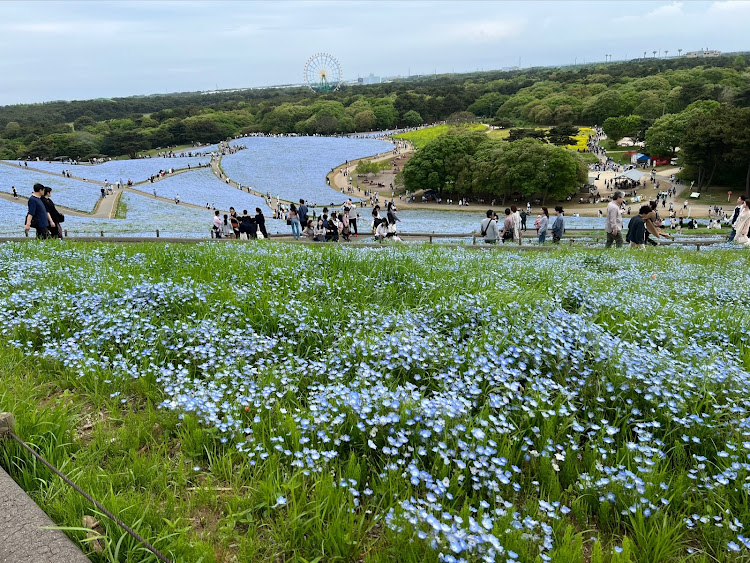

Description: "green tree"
402 130 486 195
402 110 423 127
679 106 731 190
73 116 97 131
354 110 377 131
603 115 642 144
3 121 21 139
372 104 398 130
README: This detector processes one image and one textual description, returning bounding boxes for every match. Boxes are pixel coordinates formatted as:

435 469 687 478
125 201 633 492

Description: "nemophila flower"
1 244 749 560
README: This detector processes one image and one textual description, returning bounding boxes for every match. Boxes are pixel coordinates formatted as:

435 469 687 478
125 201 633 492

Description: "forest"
1 53 749 192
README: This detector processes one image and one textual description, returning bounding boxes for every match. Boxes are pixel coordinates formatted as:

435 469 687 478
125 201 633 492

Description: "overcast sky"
0 0 746 106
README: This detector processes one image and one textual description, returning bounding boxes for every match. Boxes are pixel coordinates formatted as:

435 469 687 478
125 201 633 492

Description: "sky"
0 0 747 106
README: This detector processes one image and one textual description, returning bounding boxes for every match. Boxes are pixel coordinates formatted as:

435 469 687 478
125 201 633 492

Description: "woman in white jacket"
733 199 750 247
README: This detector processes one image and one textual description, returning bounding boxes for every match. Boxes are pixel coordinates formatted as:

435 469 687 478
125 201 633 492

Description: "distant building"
501 66 520 71
684 49 722 58
359 73 381 85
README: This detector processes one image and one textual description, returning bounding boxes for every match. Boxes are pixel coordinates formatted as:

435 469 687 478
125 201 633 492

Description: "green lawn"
1 242 749 563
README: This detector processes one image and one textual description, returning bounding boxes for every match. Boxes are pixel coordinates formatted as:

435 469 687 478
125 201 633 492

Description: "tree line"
0 54 748 193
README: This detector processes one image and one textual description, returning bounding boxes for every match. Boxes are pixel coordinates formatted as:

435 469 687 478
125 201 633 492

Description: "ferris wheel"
303 53 343 93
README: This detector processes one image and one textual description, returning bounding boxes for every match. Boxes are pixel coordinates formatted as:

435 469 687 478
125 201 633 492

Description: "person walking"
24 183 53 239
288 203 301 240
41 186 64 239
551 206 565 244
605 191 625 248
537 207 549 245
625 205 650 249
480 209 499 244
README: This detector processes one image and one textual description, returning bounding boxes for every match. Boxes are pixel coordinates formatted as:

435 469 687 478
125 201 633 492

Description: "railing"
0 228 729 250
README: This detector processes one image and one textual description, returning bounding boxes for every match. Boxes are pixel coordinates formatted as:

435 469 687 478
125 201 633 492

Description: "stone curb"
0 466 90 563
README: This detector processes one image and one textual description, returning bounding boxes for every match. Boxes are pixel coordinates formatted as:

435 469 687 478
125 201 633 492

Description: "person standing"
732 198 750 247
41 186 64 239
605 191 624 248
347 199 358 236
537 207 549 244
288 203 301 240
500 208 515 243
480 209 499 244
520 209 527 231
551 206 565 244
24 183 53 239
729 196 747 242
298 199 308 227
254 208 268 239
221 214 234 238
510 205 521 243
212 210 223 238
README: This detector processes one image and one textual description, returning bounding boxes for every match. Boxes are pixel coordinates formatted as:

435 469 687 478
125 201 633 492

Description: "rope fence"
0 412 171 563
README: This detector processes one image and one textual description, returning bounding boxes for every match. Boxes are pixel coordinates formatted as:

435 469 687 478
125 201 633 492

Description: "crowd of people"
476 193 750 249
480 205 565 245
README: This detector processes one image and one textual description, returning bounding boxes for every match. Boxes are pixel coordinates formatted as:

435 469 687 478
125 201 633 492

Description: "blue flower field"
0 242 748 562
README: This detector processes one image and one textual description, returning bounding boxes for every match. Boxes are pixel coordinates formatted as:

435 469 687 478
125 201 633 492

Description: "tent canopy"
614 169 646 181
635 153 650 161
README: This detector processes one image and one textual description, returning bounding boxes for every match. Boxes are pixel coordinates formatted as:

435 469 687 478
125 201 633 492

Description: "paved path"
0 466 89 563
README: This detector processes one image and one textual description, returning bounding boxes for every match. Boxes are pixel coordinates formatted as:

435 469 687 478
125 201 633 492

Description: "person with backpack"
42 186 64 239
480 209 499 244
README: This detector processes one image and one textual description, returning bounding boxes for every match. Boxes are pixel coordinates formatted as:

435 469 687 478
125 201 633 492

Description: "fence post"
156 229 160 238
472 235 476 245
64 230 68 238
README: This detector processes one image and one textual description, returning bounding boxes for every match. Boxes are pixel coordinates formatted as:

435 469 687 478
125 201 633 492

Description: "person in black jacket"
239 209 256 239
625 205 651 249
42 186 64 239
254 208 268 239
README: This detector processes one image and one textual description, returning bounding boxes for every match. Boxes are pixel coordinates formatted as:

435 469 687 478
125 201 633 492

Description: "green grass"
0 242 748 562
114 192 127 219
393 123 487 149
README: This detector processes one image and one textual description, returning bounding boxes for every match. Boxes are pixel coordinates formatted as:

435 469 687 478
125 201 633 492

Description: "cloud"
444 19 526 43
